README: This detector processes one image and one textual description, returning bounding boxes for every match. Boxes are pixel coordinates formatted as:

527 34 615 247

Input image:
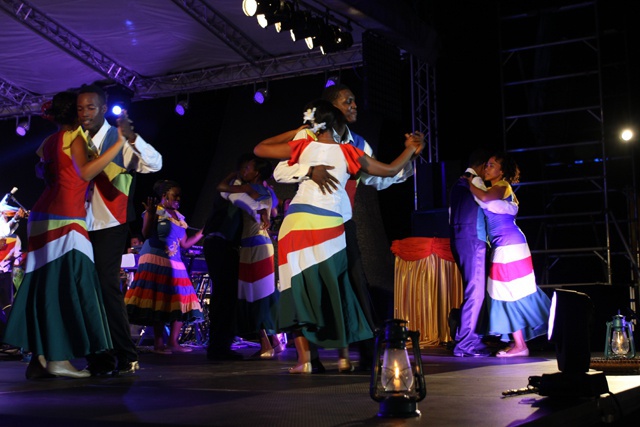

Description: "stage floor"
1 344 639 427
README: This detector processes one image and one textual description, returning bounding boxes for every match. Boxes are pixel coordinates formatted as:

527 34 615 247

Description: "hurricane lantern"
370 319 426 418
604 312 636 359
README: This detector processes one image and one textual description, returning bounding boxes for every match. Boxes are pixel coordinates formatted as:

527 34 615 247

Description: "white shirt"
86 120 163 231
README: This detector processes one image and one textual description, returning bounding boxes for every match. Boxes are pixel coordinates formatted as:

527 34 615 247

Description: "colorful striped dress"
231 184 278 335
277 135 373 349
124 207 203 325
482 181 551 342
4 127 113 361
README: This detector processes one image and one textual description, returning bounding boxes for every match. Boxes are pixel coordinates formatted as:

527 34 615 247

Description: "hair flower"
303 107 316 123
310 122 326 134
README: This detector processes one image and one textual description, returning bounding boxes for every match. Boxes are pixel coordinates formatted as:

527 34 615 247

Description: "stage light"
175 98 189 116
290 15 323 47
370 319 426 418
15 117 30 137
253 87 269 104
325 76 340 88
620 128 634 142
532 289 609 398
318 25 354 55
257 0 294 29
243 0 279 18
105 84 133 117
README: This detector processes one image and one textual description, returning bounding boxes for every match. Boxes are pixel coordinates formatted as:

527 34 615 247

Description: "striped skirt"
125 248 203 325
276 203 372 349
485 242 550 342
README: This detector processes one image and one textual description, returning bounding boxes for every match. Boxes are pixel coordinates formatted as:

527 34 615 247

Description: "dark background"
0 1 639 345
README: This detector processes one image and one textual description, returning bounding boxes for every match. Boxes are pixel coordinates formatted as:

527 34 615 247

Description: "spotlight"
620 128 635 142
318 25 353 54
253 87 269 104
175 98 189 116
276 9 304 33
325 76 340 88
111 105 124 115
105 84 133 117
257 1 294 29
290 15 324 49
242 0 279 18
15 117 31 137
533 289 609 398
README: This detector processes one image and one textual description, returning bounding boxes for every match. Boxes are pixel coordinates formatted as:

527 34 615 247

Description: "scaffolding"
498 0 638 309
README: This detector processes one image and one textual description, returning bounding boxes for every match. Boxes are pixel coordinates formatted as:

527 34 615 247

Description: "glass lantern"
604 312 636 359
370 319 426 418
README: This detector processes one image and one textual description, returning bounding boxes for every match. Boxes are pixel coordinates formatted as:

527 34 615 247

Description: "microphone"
0 187 18 206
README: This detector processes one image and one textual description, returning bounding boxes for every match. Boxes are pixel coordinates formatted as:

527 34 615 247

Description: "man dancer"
273 84 421 371
78 84 162 375
203 154 253 361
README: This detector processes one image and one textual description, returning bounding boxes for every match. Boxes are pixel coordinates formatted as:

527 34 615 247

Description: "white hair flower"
310 122 326 134
303 108 316 123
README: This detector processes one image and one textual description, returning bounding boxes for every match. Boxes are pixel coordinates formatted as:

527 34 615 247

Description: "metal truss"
0 78 47 118
410 55 438 163
0 0 363 118
135 44 362 99
0 0 141 89
169 0 272 65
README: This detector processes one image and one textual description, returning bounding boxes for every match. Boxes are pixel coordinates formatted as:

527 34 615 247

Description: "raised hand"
142 196 157 215
116 110 137 142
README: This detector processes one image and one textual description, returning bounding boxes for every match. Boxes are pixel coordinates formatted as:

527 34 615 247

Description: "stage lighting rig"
256 1 295 29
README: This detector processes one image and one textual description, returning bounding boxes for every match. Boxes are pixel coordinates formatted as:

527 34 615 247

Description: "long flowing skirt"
484 242 550 341
277 203 372 349
4 213 112 361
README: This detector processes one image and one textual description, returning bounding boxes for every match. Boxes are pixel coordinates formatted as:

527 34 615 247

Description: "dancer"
466 152 550 357
125 180 204 354
4 91 127 378
216 156 282 358
78 84 162 375
254 99 423 373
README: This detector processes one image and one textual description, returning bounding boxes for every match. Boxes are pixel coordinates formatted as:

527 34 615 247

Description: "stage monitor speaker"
412 208 450 238
415 159 462 210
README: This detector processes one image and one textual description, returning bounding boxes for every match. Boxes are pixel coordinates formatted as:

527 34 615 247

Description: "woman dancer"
125 180 204 354
4 91 127 378
254 99 423 373
217 156 283 358
466 152 550 357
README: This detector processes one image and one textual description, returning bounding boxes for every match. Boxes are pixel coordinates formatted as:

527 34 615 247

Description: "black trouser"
204 236 239 353
86 224 138 370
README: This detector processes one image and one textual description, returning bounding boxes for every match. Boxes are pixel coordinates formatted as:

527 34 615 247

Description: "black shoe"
453 349 492 357
86 364 115 377
310 358 325 374
207 350 244 361
113 361 139 376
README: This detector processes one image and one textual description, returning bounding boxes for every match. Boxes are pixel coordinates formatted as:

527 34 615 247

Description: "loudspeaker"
415 159 462 210
411 208 450 238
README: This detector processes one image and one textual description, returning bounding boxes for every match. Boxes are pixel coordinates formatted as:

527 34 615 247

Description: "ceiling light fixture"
253 87 269 104
318 25 354 54
15 117 31 137
175 95 189 116
242 0 279 18
257 0 295 29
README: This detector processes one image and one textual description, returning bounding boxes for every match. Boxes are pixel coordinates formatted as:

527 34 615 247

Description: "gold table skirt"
391 237 464 347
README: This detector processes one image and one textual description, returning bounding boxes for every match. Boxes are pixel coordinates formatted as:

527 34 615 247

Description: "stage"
1 344 639 426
